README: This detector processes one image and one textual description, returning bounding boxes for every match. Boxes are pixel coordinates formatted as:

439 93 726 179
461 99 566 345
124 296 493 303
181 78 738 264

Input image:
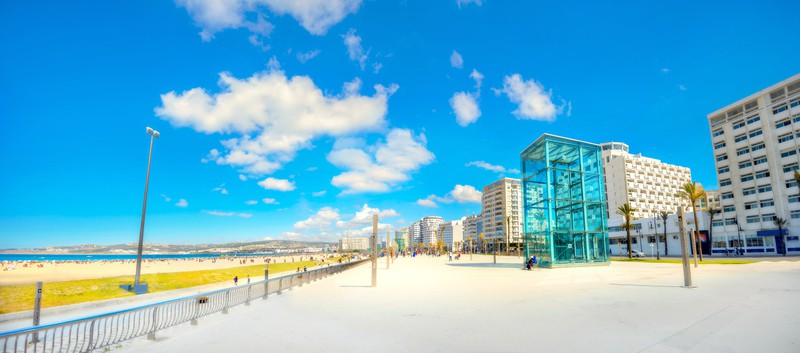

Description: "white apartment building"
441 220 464 251
481 178 522 251
395 228 409 250
409 221 422 244
339 237 370 251
420 216 445 245
462 214 482 247
708 73 800 255
601 142 692 220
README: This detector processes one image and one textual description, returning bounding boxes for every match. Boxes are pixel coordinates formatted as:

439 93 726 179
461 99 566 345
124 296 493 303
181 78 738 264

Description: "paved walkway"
112 255 800 353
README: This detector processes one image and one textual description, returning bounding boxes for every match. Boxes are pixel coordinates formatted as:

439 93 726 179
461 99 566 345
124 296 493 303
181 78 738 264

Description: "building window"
716 154 728 162
762 213 775 222
760 199 774 207
779 133 794 143
776 119 791 128
747 116 761 124
758 185 772 193
783 163 798 173
746 215 760 224
737 148 750 156
747 236 765 247
756 170 770 179
791 210 800 219
720 179 732 187
723 205 735 213
791 196 800 203
749 129 763 138
714 142 726 150
722 192 734 199
713 129 724 137
787 180 798 188
753 157 768 166
751 143 765 152
712 220 724 227
740 174 754 182
734 134 747 143
743 188 756 196
781 150 797 158
725 218 736 225
739 161 752 169
733 121 746 129
744 201 758 210
718 166 730 174
773 104 788 115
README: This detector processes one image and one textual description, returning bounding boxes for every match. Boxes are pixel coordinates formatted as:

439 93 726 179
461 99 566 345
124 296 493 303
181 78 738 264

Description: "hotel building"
601 142 692 220
420 216 445 245
708 73 800 255
481 177 523 251
441 220 464 251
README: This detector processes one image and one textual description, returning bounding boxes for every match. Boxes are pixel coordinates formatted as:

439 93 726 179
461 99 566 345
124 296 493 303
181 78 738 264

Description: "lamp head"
146 127 161 139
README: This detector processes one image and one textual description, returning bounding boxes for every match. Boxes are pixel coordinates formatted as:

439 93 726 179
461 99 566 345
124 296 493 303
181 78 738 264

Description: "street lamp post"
133 127 159 294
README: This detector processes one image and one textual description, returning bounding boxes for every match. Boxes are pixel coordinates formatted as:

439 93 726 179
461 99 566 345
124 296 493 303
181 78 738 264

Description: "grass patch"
0 258 350 314
611 257 755 265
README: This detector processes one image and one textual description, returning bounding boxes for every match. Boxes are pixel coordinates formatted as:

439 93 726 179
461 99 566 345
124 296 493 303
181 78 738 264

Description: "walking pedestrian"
234 275 238 285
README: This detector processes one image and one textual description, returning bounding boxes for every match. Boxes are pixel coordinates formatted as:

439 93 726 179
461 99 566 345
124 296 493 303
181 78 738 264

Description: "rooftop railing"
0 259 369 353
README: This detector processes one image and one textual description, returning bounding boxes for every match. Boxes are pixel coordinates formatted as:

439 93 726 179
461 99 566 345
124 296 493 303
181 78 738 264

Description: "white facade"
601 142 692 220
463 214 481 245
339 237 370 251
708 73 800 255
481 178 522 247
420 216 445 245
409 221 422 245
442 220 464 251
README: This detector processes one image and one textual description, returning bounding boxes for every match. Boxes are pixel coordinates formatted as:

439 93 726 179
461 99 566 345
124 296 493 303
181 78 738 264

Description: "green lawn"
611 257 755 265
0 258 348 314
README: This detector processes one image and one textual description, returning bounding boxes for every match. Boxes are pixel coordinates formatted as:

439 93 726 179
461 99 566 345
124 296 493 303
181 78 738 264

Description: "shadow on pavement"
339 285 372 288
609 283 684 288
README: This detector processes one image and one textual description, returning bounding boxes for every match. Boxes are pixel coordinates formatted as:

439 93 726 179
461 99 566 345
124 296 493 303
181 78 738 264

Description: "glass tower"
521 134 609 268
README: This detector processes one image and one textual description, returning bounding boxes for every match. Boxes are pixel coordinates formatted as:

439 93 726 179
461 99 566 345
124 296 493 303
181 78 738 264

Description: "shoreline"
0 253 334 285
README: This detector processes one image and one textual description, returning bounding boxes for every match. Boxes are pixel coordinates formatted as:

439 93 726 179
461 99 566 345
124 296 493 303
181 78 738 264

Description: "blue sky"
1 0 799 248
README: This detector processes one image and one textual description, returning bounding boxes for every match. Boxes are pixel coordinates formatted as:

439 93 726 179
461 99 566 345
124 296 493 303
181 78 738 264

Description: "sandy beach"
0 254 331 285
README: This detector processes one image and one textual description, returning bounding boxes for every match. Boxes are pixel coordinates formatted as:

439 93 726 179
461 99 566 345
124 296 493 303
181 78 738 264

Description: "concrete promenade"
113 255 800 353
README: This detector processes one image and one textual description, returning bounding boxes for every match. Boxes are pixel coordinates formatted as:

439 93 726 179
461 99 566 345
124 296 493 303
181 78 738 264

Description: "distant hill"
0 240 333 254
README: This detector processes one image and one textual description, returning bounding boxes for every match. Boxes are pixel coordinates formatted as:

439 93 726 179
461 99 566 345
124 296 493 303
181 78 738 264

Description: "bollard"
678 207 694 287
32 282 42 342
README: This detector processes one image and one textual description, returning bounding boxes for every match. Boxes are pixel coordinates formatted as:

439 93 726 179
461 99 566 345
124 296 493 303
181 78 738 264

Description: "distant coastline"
0 253 281 262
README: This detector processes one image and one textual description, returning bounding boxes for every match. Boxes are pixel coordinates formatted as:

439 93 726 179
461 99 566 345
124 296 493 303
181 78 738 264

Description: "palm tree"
676 182 706 261
506 216 511 255
466 236 472 253
616 203 636 259
478 233 485 254
774 217 788 256
707 206 720 253
659 211 670 256
794 170 800 189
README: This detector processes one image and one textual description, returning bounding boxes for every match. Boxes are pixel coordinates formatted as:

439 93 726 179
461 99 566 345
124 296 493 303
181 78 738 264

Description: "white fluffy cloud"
336 203 399 228
294 207 340 230
176 0 362 41
157 63 396 176
212 183 229 194
312 190 327 197
257 177 296 191
297 49 321 63
450 50 463 69
450 92 480 127
465 160 520 174
327 129 435 194
175 199 189 207
450 69 484 127
161 194 172 202
262 198 278 204
449 185 482 203
245 200 259 205
342 28 368 70
493 74 568 122
417 184 482 207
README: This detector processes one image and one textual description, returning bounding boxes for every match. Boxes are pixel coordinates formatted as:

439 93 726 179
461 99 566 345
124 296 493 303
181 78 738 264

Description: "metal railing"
0 259 368 353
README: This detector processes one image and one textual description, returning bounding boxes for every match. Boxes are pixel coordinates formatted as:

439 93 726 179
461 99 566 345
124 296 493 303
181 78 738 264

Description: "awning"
756 229 788 237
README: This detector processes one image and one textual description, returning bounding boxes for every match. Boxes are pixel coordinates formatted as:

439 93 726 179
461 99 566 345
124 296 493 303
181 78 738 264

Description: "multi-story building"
339 237 370 251
601 142 692 220
394 228 409 251
408 221 422 245
481 178 522 251
607 212 710 257
696 188 721 211
441 220 464 251
462 214 482 250
420 216 445 245
708 73 800 255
